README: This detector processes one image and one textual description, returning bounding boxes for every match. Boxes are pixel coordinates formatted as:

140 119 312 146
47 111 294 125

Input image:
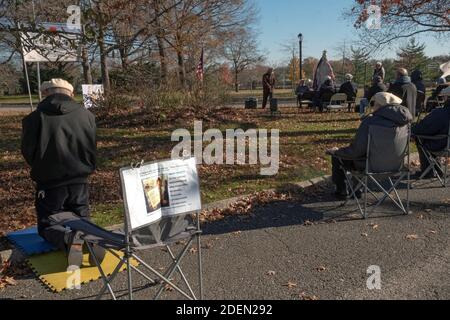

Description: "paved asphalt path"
0 180 448 300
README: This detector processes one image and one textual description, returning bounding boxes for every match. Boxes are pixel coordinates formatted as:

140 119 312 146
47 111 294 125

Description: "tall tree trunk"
156 35 168 85
119 46 129 70
81 45 93 84
98 27 110 92
235 70 239 92
177 50 186 89
154 0 168 85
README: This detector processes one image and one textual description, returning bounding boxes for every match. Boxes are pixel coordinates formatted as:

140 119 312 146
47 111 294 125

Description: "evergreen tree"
396 38 429 76
350 46 370 86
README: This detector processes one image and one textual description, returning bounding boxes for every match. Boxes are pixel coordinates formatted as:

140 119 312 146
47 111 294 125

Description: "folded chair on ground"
49 158 203 300
335 125 411 219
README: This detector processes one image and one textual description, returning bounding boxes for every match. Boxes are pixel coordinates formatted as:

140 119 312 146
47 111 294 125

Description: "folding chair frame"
325 93 349 113
338 127 411 219
86 210 204 301
413 132 450 188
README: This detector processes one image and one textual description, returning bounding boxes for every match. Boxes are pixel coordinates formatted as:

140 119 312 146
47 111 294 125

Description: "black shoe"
67 231 84 268
88 244 106 266
413 171 436 180
334 190 349 200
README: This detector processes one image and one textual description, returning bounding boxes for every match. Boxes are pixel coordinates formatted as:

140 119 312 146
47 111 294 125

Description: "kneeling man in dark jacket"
21 79 102 267
412 87 450 177
327 92 413 199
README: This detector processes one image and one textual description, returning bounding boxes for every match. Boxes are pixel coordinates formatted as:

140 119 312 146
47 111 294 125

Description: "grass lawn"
0 107 361 234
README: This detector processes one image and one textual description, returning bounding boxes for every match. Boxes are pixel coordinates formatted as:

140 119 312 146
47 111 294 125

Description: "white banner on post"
21 23 79 62
120 158 202 230
82 85 104 109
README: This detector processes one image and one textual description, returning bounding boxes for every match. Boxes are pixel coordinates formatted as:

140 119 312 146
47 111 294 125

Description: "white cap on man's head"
345 74 353 81
41 78 74 93
373 92 402 106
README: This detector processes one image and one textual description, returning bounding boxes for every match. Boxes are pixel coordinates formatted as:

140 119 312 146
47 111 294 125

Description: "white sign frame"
82 85 104 109
120 158 202 231
21 23 79 63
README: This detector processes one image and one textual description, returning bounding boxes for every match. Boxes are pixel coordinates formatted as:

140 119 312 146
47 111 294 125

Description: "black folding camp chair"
336 125 411 219
49 159 203 301
413 125 450 188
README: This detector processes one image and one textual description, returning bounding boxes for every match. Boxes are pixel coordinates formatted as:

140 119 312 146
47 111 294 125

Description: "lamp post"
298 33 303 81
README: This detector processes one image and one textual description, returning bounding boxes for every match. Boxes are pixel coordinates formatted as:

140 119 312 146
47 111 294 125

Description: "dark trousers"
416 143 444 175
262 90 272 109
35 184 90 251
332 156 357 192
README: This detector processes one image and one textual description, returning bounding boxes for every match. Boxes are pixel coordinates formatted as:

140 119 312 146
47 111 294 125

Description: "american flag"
196 48 204 82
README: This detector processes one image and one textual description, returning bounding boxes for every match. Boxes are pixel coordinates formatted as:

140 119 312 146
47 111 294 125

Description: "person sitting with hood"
326 92 413 199
411 70 426 93
411 70 426 116
21 78 104 268
389 68 418 118
317 77 336 112
412 86 450 178
295 79 313 107
365 76 387 102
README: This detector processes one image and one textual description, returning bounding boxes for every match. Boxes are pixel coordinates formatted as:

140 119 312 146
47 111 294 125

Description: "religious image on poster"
120 158 201 230
82 85 104 109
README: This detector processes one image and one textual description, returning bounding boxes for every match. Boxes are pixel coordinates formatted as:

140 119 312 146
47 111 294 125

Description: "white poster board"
21 23 79 62
120 158 202 230
82 85 104 109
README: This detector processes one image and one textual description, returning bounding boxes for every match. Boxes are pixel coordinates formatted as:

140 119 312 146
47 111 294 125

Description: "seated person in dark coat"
389 68 418 118
326 92 413 199
295 79 313 106
412 87 450 178
317 78 336 112
339 74 358 102
365 76 387 102
431 77 449 100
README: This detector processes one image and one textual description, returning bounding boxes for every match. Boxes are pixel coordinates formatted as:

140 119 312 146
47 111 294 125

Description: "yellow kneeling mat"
27 250 138 292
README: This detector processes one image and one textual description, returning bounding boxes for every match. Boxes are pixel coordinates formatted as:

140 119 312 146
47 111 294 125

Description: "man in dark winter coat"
21 78 102 268
327 92 413 199
339 74 358 102
262 68 275 109
317 78 336 112
411 70 426 94
389 68 418 118
412 88 450 178
365 76 387 102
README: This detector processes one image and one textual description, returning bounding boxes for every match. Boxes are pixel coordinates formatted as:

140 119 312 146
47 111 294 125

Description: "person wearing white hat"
412 86 450 178
373 62 385 81
40 78 74 98
339 74 358 109
21 78 104 268
327 92 413 199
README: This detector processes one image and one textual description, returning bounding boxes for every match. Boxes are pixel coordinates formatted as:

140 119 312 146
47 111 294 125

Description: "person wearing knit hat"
327 91 413 199
40 78 74 97
21 78 104 268
339 74 358 109
413 86 450 179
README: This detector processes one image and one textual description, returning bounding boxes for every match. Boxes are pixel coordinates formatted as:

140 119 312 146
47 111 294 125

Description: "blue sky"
257 0 447 64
